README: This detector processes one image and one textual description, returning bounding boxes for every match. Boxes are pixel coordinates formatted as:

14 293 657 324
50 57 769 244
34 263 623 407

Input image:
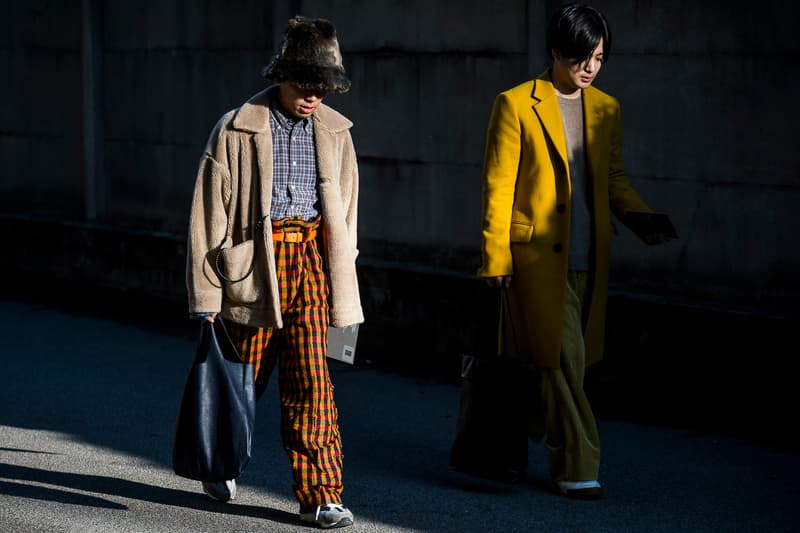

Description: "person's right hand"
483 276 512 288
206 313 218 322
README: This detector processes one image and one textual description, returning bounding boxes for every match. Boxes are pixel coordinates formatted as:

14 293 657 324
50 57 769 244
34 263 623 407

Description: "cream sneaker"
299 503 354 528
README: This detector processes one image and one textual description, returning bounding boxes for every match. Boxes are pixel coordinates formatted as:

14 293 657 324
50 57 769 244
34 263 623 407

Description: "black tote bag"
172 317 256 482
449 287 535 483
448 353 532 483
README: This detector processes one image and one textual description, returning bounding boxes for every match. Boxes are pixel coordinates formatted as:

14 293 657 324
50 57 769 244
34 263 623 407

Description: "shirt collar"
269 88 312 133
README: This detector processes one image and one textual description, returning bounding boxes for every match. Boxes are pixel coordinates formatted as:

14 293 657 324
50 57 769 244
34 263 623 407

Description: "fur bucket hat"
262 16 351 94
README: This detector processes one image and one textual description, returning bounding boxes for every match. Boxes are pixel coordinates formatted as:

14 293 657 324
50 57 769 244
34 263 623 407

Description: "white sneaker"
299 503 354 529
201 479 237 502
557 479 603 499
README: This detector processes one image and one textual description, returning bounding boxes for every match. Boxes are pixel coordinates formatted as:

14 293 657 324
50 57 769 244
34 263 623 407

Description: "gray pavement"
0 298 797 532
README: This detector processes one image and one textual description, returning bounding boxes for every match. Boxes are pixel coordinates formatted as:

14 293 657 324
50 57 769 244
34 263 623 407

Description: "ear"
550 49 560 62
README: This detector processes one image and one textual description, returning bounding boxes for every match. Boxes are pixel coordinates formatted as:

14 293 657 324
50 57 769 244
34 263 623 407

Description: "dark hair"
546 3 611 64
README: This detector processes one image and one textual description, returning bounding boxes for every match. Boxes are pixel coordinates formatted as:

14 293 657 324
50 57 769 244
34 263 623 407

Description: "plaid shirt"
269 101 319 220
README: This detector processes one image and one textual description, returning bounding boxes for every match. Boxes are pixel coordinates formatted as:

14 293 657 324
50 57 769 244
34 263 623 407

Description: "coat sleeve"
478 92 521 278
326 127 364 327
185 119 232 314
342 132 359 258
607 100 650 219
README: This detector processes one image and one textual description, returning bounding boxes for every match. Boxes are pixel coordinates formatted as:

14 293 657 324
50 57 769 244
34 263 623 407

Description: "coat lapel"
232 88 274 221
581 86 606 184
253 132 273 220
313 121 337 185
530 74 568 172
312 103 352 186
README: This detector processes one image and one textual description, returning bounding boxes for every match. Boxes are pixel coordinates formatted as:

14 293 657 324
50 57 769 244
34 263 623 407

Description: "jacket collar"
530 69 557 104
232 86 353 134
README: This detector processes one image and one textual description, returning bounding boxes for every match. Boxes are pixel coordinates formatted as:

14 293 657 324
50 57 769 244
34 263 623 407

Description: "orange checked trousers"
227 216 343 512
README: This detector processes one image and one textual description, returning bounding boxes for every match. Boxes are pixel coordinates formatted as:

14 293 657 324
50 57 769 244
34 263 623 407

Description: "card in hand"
623 210 679 241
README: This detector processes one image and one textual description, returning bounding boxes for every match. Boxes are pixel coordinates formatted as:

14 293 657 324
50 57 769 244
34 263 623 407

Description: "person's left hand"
642 231 672 245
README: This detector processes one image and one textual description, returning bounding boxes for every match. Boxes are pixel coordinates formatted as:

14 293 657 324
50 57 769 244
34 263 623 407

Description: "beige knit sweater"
185 87 364 328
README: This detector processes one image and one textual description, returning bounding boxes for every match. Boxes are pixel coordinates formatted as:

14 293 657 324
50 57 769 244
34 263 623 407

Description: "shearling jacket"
479 71 650 368
186 87 364 328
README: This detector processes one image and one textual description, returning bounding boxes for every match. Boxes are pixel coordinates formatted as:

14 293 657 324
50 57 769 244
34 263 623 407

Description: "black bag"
172 317 256 482
449 353 533 483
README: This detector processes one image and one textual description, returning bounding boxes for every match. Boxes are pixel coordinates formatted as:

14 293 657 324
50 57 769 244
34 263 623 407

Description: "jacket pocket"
216 240 262 304
509 222 535 243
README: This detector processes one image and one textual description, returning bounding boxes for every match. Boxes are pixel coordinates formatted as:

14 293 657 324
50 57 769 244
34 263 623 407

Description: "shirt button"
292 162 297 166
557 203 566 213
552 243 563 253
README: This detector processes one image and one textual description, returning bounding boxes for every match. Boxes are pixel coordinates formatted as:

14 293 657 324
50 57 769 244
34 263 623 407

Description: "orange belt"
272 228 318 243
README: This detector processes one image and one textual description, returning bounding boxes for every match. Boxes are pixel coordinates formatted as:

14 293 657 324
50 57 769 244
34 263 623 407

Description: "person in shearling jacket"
185 16 362 529
479 4 672 500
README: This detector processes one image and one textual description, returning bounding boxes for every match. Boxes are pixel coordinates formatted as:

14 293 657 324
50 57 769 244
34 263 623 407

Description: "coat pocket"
216 240 262 304
509 222 535 243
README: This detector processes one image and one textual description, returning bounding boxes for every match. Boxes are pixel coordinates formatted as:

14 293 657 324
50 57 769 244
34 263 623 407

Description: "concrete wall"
318 0 529 264
1 0 798 313
592 0 800 309
0 1 84 220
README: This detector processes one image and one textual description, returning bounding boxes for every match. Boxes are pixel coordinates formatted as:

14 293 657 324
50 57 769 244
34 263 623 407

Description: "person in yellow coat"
478 3 672 499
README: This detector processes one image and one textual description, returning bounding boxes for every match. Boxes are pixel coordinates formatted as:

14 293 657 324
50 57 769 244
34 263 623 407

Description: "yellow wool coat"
478 71 650 369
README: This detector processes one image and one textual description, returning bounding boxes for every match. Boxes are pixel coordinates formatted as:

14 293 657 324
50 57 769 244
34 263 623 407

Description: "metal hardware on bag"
214 218 264 284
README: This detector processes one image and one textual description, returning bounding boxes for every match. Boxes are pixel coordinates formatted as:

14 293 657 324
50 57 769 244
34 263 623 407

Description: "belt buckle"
283 231 302 243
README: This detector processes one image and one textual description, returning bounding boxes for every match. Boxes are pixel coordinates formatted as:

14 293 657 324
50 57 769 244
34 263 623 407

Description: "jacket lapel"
581 86 605 184
530 74 568 172
313 121 336 185
232 88 273 220
313 103 353 186
253 132 273 220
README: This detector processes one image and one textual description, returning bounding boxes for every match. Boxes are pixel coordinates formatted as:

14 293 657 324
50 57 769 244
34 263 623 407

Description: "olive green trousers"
529 271 601 481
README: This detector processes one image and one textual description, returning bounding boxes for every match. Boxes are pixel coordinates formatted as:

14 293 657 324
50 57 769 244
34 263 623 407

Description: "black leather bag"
172 317 256 482
449 353 533 483
449 287 535 483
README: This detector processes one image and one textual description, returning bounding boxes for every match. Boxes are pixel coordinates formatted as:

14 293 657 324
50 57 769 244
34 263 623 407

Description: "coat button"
552 243 562 253
556 203 566 213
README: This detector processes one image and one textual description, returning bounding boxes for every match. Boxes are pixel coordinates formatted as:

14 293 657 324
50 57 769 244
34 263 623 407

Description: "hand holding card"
623 210 678 245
